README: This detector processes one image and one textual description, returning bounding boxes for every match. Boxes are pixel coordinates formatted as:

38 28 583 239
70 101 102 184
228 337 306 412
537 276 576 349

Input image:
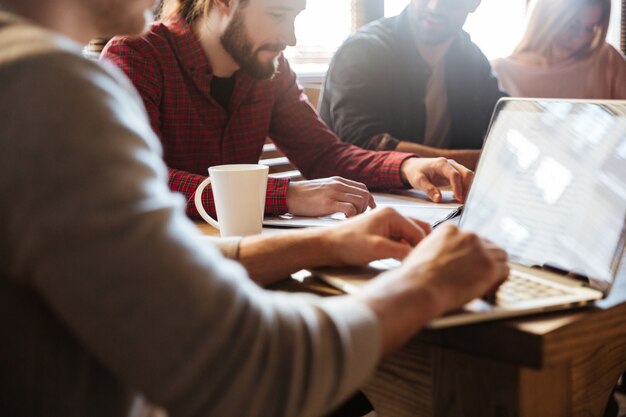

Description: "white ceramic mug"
194 164 269 237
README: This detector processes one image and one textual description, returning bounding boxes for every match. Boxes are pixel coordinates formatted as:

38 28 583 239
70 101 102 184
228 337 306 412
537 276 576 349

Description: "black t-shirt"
210 75 236 110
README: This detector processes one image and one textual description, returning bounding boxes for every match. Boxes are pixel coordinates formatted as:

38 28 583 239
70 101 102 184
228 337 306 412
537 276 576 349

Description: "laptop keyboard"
496 271 570 305
372 259 576 307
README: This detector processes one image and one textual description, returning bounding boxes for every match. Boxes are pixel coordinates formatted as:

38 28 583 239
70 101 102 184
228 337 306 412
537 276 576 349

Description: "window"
383 0 408 17
463 0 528 60
283 0 353 80
287 0 624 79
607 0 623 50
386 0 528 60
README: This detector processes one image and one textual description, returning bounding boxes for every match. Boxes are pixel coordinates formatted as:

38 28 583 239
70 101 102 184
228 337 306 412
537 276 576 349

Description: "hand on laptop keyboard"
355 224 509 354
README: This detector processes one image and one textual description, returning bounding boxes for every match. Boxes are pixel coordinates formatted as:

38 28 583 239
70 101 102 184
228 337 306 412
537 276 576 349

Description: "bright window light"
384 0 410 17
283 0 352 67
287 0 623 76
464 0 527 60
607 0 623 50
385 0 527 60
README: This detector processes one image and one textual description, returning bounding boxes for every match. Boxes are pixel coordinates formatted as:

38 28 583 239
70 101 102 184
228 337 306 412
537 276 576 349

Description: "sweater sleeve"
0 43 380 417
196 236 242 259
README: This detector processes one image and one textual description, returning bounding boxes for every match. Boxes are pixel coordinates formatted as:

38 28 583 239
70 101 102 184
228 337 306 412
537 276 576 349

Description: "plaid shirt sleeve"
102 37 290 219
168 168 289 219
269 57 413 191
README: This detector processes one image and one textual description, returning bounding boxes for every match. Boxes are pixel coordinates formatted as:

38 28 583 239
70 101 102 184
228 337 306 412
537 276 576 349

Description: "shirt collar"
166 14 213 77
164 14 255 111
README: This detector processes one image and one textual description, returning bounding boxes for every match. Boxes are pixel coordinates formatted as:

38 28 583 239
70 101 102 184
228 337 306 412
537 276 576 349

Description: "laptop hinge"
533 263 590 285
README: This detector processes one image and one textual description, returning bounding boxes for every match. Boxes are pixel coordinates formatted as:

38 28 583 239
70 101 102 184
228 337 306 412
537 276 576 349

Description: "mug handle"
194 177 220 229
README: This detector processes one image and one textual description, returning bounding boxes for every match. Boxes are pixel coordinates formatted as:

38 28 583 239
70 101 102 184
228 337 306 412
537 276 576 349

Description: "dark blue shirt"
319 8 506 151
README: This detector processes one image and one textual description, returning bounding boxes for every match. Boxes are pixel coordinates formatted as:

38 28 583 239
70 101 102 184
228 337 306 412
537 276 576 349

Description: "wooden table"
196 222 626 417
360 256 626 417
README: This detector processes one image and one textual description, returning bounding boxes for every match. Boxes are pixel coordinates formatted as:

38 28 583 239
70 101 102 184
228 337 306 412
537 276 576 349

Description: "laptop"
314 98 626 328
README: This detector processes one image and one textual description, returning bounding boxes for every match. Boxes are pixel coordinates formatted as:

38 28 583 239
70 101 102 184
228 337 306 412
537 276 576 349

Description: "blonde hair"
158 0 211 22
158 0 249 23
514 0 611 60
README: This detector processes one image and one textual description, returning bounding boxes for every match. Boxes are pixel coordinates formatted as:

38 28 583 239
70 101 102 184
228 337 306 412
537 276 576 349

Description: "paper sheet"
263 191 461 228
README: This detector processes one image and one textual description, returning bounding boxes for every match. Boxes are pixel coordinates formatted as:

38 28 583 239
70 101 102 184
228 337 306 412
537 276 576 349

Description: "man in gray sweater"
0 0 508 416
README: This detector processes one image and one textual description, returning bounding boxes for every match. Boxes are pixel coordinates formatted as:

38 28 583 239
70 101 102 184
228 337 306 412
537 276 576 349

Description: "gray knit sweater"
0 11 379 417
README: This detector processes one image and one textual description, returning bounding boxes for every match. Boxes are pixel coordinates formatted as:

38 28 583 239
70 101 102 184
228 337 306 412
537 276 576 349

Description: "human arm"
168 166 376 218
319 43 480 201
318 36 398 150
3 47 508 417
400 157 475 203
319 34 485 169
321 31 507 172
286 176 376 217
270 58 478 204
229 206 509 356
196 235 242 259
396 141 481 170
3 49 381 417
322 42 481 169
357 224 509 355
168 165 290 217
269 56 411 191
238 207 430 286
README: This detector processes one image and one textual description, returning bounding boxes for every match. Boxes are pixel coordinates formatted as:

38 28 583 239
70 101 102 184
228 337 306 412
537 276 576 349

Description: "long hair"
158 0 212 23
158 0 249 23
513 0 611 60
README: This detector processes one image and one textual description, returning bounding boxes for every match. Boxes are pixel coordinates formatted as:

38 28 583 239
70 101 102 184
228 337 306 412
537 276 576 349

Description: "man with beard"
102 0 476 222
319 0 506 170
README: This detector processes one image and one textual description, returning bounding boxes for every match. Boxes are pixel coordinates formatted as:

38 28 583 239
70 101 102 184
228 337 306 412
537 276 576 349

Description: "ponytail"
159 0 211 23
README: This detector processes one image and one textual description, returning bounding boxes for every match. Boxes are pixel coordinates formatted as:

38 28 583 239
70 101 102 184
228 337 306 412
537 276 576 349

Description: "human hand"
286 177 376 217
398 224 509 315
319 207 431 267
356 224 508 354
400 157 474 203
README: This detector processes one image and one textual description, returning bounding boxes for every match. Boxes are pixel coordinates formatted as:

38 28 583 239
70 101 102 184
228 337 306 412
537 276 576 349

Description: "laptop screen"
460 99 626 288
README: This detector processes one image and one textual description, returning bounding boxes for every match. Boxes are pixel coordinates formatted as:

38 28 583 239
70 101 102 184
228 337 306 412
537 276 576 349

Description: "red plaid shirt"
102 16 412 219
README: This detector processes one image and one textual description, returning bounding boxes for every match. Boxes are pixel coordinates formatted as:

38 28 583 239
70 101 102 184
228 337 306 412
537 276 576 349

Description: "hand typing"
319 206 431 266
398 224 509 313
357 224 508 354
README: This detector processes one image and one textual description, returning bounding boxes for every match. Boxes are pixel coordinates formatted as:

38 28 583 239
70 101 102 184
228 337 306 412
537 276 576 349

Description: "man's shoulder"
0 13 142 118
0 12 81 65
0 13 108 87
354 15 397 41
350 16 397 47
447 31 492 71
455 31 489 60
267 55 297 94
0 13 153 151
598 42 626 63
104 21 173 60
335 16 399 63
